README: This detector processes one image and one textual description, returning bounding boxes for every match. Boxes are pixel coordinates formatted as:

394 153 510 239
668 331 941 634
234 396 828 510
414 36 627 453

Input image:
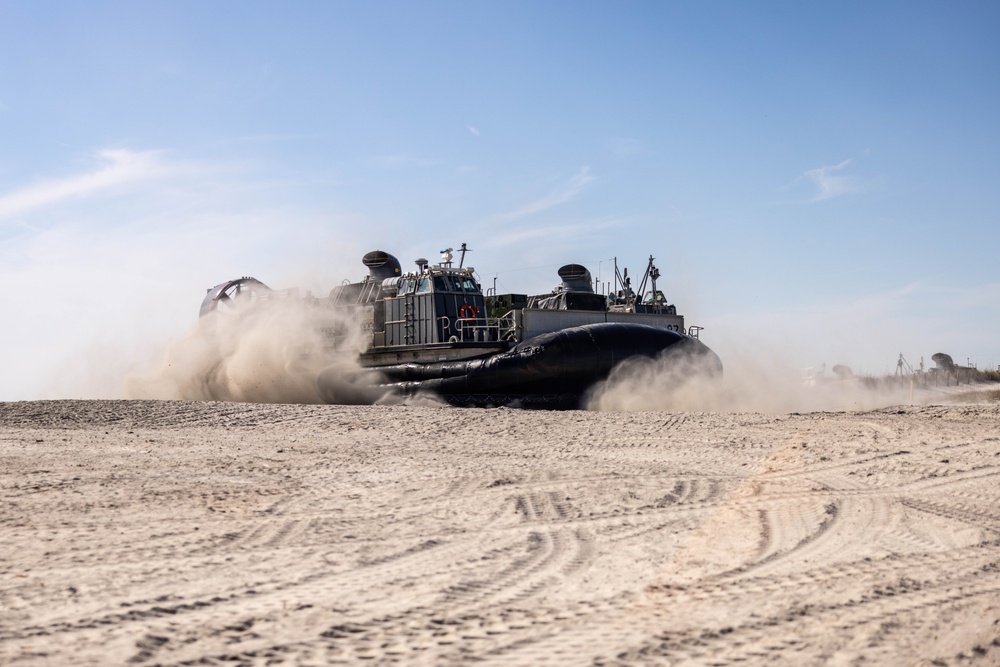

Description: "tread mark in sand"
605 558 1000 666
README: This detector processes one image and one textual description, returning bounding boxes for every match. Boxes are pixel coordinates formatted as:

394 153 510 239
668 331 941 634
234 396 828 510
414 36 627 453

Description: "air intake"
931 352 956 371
557 264 594 292
362 250 402 281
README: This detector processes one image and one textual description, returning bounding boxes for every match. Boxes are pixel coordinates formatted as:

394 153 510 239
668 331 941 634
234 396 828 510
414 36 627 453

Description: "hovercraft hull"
318 322 721 408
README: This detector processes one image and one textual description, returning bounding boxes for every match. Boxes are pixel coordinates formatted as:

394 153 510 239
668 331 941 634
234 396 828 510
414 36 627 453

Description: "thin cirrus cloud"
0 149 167 220
483 214 626 249
802 158 858 201
491 166 594 223
778 158 861 203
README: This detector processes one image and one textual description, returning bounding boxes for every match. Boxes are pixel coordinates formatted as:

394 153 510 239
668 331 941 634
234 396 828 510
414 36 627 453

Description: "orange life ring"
458 304 476 319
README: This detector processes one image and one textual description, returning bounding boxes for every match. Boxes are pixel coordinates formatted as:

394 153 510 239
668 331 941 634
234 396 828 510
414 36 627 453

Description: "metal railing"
451 311 517 343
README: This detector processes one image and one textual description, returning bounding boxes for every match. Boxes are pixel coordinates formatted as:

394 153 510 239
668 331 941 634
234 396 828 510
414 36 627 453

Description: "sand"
2 399 999 666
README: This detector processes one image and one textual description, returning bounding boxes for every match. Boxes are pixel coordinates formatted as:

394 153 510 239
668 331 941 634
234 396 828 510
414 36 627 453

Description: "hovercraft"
200 243 722 407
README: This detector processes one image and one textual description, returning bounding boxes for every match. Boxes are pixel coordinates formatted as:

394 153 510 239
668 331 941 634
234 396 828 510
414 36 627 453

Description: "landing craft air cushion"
200 244 722 407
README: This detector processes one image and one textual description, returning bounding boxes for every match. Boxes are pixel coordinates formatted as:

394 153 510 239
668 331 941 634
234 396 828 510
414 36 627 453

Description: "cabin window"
458 276 479 292
416 277 432 294
399 278 416 295
433 276 449 292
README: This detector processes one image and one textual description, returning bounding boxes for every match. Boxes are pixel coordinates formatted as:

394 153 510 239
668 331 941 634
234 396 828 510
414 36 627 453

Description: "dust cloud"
586 341 930 413
125 297 387 405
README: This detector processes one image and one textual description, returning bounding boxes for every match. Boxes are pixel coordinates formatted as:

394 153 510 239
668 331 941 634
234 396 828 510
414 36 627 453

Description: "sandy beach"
2 399 999 666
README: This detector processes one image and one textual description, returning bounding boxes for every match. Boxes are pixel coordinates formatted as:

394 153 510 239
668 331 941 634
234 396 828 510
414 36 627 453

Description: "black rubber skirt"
318 322 722 408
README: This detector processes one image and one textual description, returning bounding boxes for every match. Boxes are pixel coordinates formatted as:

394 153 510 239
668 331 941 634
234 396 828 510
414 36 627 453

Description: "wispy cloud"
0 149 166 220
801 158 857 201
483 214 625 249
467 125 480 137
777 157 862 203
492 166 594 222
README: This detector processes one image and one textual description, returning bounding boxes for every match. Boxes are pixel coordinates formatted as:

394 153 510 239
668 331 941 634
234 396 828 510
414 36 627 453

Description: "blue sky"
1 1 998 400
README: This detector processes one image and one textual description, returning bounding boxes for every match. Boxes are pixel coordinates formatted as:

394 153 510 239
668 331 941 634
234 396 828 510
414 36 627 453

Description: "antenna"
635 255 660 306
457 242 472 268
